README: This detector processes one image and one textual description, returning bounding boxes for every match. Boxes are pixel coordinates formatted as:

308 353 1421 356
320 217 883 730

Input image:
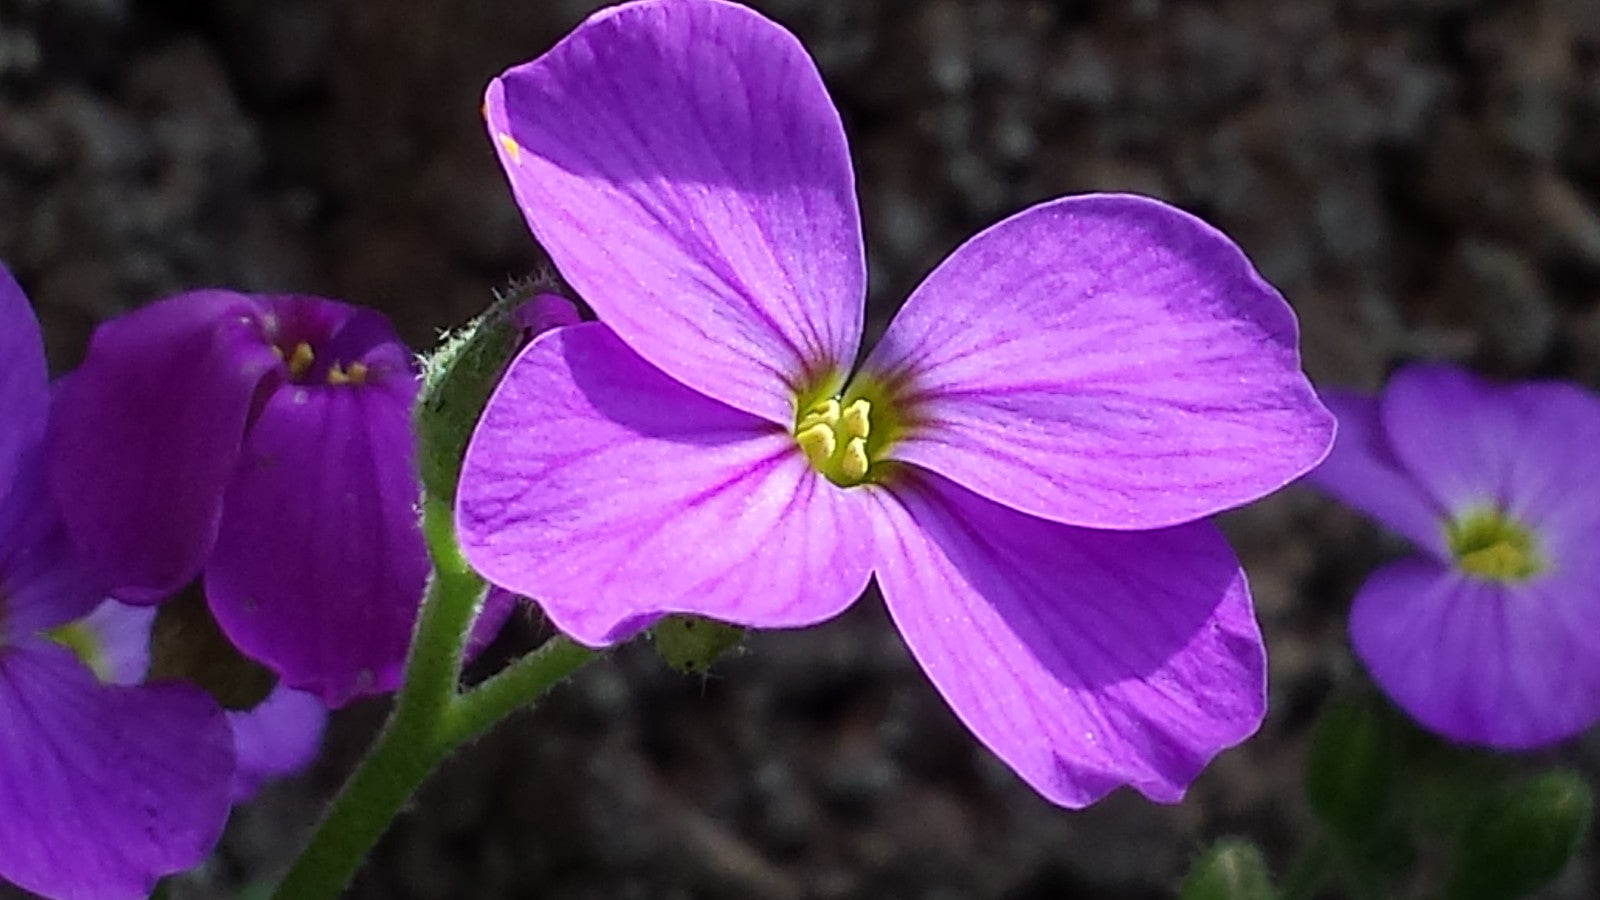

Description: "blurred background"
2 0 1598 897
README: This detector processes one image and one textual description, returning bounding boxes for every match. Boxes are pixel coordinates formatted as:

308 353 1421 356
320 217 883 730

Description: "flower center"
1445 509 1541 582
795 396 874 486
44 620 111 682
272 341 370 386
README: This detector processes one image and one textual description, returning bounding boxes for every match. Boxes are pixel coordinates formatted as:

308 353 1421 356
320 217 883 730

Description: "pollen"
795 395 877 486
278 342 315 379
497 132 523 165
1446 508 1542 582
327 361 370 386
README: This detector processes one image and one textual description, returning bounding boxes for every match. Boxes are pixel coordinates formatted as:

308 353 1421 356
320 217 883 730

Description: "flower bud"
1179 838 1273 900
416 282 580 504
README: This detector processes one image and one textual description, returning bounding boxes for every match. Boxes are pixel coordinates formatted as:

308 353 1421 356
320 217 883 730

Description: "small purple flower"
457 0 1332 806
1309 364 1600 748
1 264 234 900
49 291 427 706
57 597 329 803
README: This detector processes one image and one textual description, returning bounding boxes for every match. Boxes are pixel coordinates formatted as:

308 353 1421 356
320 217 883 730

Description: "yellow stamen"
840 437 869 482
794 394 883 487
327 361 369 386
1446 508 1541 582
285 342 314 379
1459 542 1531 581
797 399 841 434
840 399 871 441
796 422 837 467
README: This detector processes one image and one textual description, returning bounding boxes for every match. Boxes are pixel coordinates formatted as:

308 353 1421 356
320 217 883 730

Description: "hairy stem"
270 499 579 899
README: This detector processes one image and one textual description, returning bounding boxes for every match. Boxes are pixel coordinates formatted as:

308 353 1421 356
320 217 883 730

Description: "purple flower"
1 264 234 900
49 291 427 706
56 598 329 803
1309 364 1600 748
457 0 1333 806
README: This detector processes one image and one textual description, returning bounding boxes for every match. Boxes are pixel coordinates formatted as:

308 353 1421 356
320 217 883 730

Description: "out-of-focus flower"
57 597 329 803
0 264 234 900
50 292 426 706
457 0 1333 806
1310 364 1600 748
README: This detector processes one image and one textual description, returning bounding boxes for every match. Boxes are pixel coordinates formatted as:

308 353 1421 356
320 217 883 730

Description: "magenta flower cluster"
456 0 1334 807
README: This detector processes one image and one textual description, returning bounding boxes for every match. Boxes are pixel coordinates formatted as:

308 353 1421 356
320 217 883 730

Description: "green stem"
271 498 542 900
442 634 596 746
270 560 477 899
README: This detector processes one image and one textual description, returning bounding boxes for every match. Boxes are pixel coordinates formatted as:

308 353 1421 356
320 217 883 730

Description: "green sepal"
652 615 744 674
1179 837 1274 900
148 587 277 710
415 272 569 505
1444 769 1593 900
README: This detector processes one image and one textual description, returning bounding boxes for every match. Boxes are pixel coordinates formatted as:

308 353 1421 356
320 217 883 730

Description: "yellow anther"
797 398 841 433
497 132 522 165
1447 508 1541 582
793 391 885 487
840 399 871 441
796 422 837 466
284 342 314 379
1460 542 1530 581
327 361 369 386
840 437 869 482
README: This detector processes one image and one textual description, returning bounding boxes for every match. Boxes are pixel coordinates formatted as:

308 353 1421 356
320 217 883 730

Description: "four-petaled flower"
49 291 428 705
458 0 1333 806
0 263 234 900
1309 364 1600 748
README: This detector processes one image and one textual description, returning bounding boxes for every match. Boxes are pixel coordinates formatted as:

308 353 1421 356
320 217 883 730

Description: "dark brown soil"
3 0 1598 897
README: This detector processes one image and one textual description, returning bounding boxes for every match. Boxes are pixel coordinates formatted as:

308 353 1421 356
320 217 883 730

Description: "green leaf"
1444 769 1593 900
1180 838 1274 900
1306 694 1394 842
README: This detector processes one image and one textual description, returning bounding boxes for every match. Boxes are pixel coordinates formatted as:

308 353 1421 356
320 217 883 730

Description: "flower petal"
204 376 427 707
457 322 876 647
1304 389 1448 556
869 469 1264 807
512 293 583 335
0 640 233 900
1350 556 1600 748
50 291 281 601
485 0 864 423
465 587 520 661
1377 365 1523 517
862 195 1333 529
0 262 47 490
0 449 106 639
227 686 327 802
52 600 158 686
